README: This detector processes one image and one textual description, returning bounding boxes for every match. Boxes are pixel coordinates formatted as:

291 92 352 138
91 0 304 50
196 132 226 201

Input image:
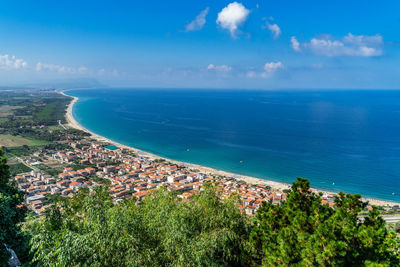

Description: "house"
64 167 73 173
77 169 88 176
51 187 61 194
57 180 70 187
26 194 46 204
68 171 79 177
85 167 96 175
58 173 70 179
103 165 116 174
133 191 148 201
245 206 256 216
62 188 73 196
70 181 83 191
46 177 56 184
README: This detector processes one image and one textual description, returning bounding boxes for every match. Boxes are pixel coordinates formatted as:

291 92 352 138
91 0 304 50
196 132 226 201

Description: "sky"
0 0 399 89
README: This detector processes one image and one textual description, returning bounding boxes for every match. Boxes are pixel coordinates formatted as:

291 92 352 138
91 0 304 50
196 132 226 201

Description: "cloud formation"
36 62 87 74
0 54 28 70
246 71 257 78
290 36 301 51
265 23 281 39
0 50 110 78
291 33 383 57
217 2 250 37
262 61 284 77
185 7 209 32
246 61 284 78
207 64 232 72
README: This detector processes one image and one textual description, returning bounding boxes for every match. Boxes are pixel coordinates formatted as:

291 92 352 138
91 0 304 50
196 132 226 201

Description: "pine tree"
250 177 400 266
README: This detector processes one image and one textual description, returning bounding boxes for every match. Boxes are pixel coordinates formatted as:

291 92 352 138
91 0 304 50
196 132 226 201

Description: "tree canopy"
0 148 28 265
1 148 399 267
27 178 400 266
249 178 400 266
28 185 251 266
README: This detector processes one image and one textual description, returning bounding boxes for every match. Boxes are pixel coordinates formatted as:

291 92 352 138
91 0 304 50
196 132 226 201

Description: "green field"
0 134 50 147
34 102 57 122
48 125 64 131
9 162 32 175
0 105 23 117
14 115 32 119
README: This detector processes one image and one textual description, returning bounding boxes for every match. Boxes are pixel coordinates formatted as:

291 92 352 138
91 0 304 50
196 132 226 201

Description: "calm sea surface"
67 89 400 202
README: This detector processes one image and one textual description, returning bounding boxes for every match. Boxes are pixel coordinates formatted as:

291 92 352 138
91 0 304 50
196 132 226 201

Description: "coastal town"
12 127 399 217
15 138 291 216
1 89 399 217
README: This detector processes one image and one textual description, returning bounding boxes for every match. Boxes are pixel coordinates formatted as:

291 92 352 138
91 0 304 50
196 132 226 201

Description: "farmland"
0 134 49 147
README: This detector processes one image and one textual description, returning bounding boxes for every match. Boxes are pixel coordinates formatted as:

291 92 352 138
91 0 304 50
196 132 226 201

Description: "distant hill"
0 78 106 91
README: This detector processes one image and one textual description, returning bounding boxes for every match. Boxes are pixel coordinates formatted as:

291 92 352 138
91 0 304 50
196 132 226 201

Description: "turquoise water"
67 88 400 202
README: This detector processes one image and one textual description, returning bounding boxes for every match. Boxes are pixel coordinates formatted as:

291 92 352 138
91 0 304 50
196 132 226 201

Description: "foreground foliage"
28 186 250 266
0 148 29 265
250 178 400 266
1 140 398 267
27 178 400 266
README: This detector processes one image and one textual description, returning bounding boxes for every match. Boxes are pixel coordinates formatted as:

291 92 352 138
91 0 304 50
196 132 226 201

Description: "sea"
66 88 400 202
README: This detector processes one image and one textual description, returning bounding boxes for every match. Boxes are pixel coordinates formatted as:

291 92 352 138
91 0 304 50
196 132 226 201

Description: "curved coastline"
60 90 400 206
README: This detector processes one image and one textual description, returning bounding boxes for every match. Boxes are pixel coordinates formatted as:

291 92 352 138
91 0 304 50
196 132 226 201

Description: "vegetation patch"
35 164 63 177
34 103 57 122
0 105 23 117
9 163 32 175
0 134 49 147
47 125 63 131
3 145 38 158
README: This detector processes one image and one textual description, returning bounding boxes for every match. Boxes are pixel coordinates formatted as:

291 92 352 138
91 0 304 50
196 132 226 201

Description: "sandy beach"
60 90 400 207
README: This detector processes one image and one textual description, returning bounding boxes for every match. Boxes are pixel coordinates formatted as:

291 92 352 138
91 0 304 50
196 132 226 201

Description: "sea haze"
67 88 400 202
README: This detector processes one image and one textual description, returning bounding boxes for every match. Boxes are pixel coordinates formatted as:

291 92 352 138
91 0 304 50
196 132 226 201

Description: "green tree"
0 148 28 265
29 184 251 266
387 221 400 234
250 177 400 266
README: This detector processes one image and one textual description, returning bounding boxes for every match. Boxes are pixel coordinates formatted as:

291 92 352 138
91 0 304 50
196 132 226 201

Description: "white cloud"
0 52 98 76
207 64 232 72
292 33 383 57
246 62 284 78
35 62 87 74
78 66 88 73
262 61 284 77
343 33 382 47
185 7 209 32
291 36 301 51
266 23 281 39
246 70 257 78
216 2 250 37
0 54 28 70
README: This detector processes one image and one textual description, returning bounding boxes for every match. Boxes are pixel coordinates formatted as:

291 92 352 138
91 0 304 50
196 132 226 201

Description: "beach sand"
60 90 400 207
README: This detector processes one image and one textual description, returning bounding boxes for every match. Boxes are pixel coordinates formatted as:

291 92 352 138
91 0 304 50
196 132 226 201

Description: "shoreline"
60 90 400 207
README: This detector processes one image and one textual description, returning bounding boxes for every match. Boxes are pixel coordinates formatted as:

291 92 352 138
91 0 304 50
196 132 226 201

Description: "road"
15 156 35 170
58 120 67 130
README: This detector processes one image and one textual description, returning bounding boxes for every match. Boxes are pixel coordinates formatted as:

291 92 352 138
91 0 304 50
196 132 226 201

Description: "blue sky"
0 0 399 89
